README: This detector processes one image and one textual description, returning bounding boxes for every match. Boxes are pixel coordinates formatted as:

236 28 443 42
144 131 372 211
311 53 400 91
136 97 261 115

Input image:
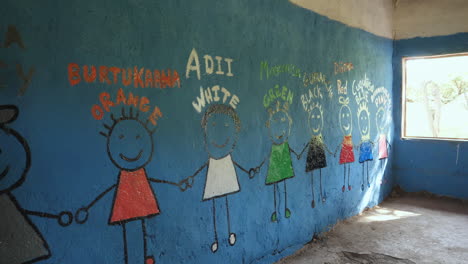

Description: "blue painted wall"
1 0 394 263
393 33 468 199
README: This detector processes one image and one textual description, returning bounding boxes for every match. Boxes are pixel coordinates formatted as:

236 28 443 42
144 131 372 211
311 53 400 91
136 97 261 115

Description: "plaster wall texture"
290 0 394 39
0 0 394 263
394 0 468 39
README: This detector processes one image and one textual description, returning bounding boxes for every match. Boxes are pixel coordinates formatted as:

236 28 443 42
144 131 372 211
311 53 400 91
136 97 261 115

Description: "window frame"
401 52 468 142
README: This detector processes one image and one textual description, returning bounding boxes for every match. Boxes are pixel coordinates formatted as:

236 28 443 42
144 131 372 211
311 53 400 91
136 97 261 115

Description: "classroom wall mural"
337 83 355 192
0 0 394 263
299 75 334 208
372 86 392 174
183 48 255 254
352 75 375 191
263 85 297 222
0 105 73 263
0 25 35 95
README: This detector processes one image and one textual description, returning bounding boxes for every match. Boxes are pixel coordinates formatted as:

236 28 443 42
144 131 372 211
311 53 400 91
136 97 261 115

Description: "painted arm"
289 146 301 160
323 143 335 156
354 141 361 151
233 161 249 175
21 206 73 227
333 143 341 157
148 177 179 187
178 162 208 192
75 184 117 224
297 142 310 160
234 158 265 179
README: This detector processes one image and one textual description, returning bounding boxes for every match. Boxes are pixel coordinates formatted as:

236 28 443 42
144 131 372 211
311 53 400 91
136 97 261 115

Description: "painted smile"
276 133 285 140
212 138 230 148
0 166 10 181
343 124 350 130
312 127 320 133
120 150 143 162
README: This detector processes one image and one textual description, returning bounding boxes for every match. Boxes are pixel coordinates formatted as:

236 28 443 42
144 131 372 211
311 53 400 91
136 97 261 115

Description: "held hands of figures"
58 211 73 227
178 176 194 192
248 167 260 179
75 207 89 224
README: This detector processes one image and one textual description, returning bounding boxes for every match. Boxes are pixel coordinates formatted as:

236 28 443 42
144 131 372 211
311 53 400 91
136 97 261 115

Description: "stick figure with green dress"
260 98 300 222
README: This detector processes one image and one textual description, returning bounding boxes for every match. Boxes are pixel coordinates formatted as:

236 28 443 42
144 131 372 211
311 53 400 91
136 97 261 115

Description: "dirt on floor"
276 190 468 264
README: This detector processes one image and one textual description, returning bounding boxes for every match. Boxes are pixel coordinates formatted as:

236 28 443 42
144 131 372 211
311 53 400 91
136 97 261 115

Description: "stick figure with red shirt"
334 96 356 192
75 107 181 264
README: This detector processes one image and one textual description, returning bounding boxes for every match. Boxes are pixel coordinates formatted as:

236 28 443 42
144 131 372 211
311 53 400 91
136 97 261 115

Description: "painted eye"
281 117 286 122
212 122 216 127
311 115 315 119
342 114 345 118
347 113 350 117
317 115 321 119
119 134 124 139
136 134 141 139
224 123 230 127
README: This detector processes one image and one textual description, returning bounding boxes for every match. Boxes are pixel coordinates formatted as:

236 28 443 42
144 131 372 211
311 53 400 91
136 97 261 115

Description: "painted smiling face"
268 110 291 145
202 104 241 160
204 113 238 159
358 109 370 136
0 127 30 194
107 118 153 171
376 108 387 133
309 106 323 136
339 105 352 136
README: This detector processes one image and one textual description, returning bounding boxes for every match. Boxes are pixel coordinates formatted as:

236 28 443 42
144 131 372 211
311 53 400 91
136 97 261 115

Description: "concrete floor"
277 194 468 264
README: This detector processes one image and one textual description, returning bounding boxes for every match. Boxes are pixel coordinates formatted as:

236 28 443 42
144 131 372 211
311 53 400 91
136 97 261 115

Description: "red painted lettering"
99 92 114 112
68 63 81 86
133 67 144 88
83 65 97 83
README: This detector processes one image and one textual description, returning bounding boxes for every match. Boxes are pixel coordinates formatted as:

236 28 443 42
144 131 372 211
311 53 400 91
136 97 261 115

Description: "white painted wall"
289 0 394 39
394 0 468 39
290 0 468 40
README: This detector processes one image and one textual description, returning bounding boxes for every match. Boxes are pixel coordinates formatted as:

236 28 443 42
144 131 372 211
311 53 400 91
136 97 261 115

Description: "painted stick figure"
75 107 181 264
0 105 72 264
264 100 299 222
375 105 392 182
180 104 255 253
357 102 374 190
298 102 334 208
352 76 375 190
335 96 355 192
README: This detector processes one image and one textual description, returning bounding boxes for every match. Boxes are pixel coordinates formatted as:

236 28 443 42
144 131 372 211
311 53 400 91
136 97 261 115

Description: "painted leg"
123 224 128 264
342 165 346 192
380 160 384 185
367 162 370 187
211 199 218 253
347 165 352 191
361 163 365 191
320 169 325 203
225 196 236 246
271 184 278 222
284 181 291 218
123 221 144 264
142 220 154 264
311 171 315 208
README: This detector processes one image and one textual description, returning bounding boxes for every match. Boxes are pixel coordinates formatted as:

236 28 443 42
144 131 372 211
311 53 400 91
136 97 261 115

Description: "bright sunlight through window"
402 53 468 141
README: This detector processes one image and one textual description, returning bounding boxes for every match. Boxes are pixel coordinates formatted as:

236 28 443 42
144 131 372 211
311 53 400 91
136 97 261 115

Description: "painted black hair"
201 104 241 132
